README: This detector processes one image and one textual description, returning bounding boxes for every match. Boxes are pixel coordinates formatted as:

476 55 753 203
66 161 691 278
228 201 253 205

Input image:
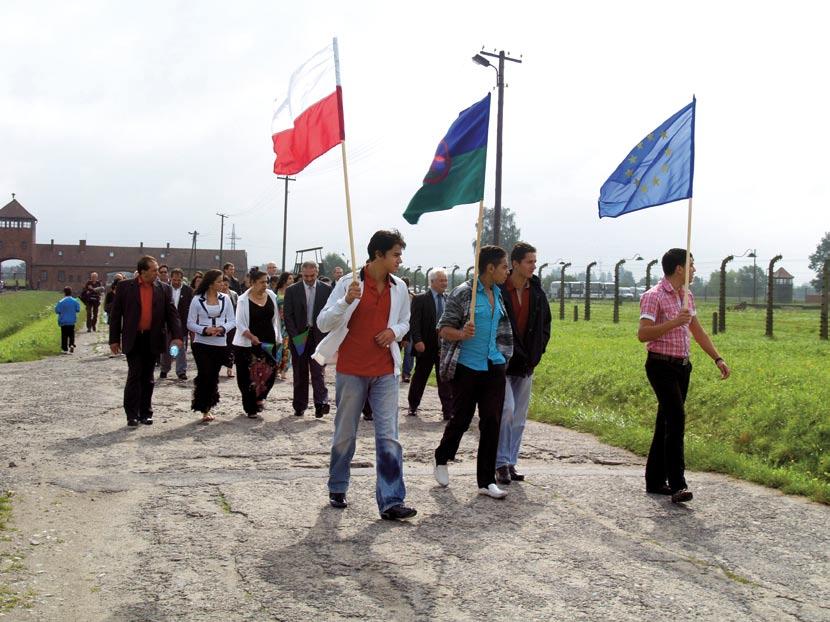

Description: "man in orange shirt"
109 256 183 427
313 230 416 521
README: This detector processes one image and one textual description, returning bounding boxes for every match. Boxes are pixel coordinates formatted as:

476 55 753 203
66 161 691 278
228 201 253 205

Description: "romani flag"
272 39 345 175
403 94 491 224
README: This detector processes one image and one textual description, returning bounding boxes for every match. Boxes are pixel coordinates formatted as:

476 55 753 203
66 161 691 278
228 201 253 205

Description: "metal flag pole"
332 37 358 282
469 200 485 325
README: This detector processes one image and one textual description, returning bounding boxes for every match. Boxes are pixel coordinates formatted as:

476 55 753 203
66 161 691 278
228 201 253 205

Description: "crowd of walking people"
58 228 730 521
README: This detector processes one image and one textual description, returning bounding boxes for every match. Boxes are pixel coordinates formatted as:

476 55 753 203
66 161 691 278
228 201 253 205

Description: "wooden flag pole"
469 200 485 325
340 140 358 282
682 197 693 309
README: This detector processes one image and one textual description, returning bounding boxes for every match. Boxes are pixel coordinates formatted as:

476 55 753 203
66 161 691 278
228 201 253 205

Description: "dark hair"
478 245 507 272
193 270 204 279
195 269 222 296
158 264 169 272
273 271 293 290
367 229 406 262
137 255 157 273
222 275 230 283
63 287 72 296
222 262 234 271
248 267 267 284
510 242 536 264
662 248 691 276
170 267 183 277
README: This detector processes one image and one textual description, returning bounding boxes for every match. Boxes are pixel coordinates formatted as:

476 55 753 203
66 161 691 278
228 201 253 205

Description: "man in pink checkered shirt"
638 248 731 504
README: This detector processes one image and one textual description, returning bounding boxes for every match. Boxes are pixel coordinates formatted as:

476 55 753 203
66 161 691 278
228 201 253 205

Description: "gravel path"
0 330 828 621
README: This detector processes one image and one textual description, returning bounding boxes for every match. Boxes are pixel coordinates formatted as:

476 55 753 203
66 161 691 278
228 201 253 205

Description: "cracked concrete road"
1 330 828 621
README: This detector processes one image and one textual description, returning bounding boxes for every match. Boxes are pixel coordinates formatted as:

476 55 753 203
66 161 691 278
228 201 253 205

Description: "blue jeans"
402 341 414 377
328 373 406 513
496 374 533 468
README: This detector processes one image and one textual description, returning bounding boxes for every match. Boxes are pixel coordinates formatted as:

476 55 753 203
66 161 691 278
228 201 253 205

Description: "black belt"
648 351 689 366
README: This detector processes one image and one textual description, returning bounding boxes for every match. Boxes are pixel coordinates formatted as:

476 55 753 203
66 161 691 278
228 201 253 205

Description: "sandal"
201 413 215 423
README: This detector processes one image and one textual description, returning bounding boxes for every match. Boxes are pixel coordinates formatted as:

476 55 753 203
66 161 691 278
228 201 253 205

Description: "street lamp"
472 48 521 245
614 254 643 323
585 261 598 321
559 262 571 321
645 259 659 290
719 254 734 332
450 264 460 289
413 265 423 293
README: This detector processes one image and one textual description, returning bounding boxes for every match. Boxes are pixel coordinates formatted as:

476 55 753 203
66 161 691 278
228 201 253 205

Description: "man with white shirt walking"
283 261 332 417
160 268 193 380
313 229 416 521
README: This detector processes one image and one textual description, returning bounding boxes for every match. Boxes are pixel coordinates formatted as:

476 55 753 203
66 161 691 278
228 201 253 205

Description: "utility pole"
473 48 522 245
216 212 228 267
187 230 199 275
276 176 296 271
228 224 241 251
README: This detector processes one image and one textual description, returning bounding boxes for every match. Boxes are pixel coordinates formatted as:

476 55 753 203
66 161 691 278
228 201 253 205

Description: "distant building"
772 267 794 304
0 197 247 290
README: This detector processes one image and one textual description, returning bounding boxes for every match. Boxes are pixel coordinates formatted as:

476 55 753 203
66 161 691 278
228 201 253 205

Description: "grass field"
532 300 830 503
0 291 84 363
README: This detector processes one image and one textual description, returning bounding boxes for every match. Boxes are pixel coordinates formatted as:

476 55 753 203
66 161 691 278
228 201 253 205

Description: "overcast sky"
2 1 827 285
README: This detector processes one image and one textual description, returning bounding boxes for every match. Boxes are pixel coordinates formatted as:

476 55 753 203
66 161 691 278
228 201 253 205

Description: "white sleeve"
186 298 202 334
316 279 356 333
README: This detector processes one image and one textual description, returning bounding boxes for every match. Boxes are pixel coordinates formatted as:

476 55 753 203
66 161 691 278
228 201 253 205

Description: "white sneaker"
478 483 508 499
434 462 449 487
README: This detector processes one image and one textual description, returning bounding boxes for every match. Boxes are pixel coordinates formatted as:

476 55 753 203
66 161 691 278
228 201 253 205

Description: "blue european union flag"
598 98 695 218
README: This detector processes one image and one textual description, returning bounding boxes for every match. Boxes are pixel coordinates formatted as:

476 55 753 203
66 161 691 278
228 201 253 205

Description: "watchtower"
0 194 37 287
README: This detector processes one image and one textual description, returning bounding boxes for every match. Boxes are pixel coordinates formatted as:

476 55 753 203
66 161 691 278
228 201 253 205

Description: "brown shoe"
671 488 693 503
496 466 512 486
509 465 525 482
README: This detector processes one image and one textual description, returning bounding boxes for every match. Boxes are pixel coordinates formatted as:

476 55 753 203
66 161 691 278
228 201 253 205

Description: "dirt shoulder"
0 330 828 621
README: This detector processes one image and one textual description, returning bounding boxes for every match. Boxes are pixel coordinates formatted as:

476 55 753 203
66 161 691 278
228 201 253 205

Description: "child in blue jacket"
55 287 81 353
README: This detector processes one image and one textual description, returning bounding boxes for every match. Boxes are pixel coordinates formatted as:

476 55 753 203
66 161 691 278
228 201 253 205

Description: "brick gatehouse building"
0 197 247 290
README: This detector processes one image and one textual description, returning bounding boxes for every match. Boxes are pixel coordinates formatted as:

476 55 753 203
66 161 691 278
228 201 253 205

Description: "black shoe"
509 465 525 482
321 403 330 415
294 410 305 417
177 373 187 380
496 466 512 486
407 408 418 417
646 484 673 495
671 488 693 503
314 406 324 418
380 504 417 521
401 374 410 383
159 371 168 379
140 418 153 425
329 492 347 509
362 412 374 421
127 419 139 427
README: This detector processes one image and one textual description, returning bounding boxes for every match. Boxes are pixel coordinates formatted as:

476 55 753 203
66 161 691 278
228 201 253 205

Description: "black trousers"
234 345 277 415
60 325 75 351
407 351 453 415
124 332 156 422
191 342 226 414
85 303 99 331
645 357 692 491
289 332 328 412
435 362 506 488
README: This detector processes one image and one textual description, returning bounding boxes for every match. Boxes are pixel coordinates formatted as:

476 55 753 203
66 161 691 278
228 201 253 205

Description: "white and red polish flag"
271 39 345 175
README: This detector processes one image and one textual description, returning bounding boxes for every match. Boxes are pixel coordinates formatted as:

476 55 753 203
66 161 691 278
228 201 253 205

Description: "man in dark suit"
284 261 332 417
109 256 183 427
223 262 243 295
407 268 453 418
160 267 193 380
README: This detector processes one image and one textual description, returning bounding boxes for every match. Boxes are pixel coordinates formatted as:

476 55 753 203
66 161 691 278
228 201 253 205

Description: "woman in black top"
232 268 283 417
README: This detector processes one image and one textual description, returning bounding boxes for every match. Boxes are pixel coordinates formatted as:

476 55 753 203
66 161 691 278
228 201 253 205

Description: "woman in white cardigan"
232 268 283 417
187 269 236 423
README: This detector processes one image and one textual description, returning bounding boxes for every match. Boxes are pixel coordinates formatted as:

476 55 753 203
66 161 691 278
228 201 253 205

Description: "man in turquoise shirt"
433 245 513 498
